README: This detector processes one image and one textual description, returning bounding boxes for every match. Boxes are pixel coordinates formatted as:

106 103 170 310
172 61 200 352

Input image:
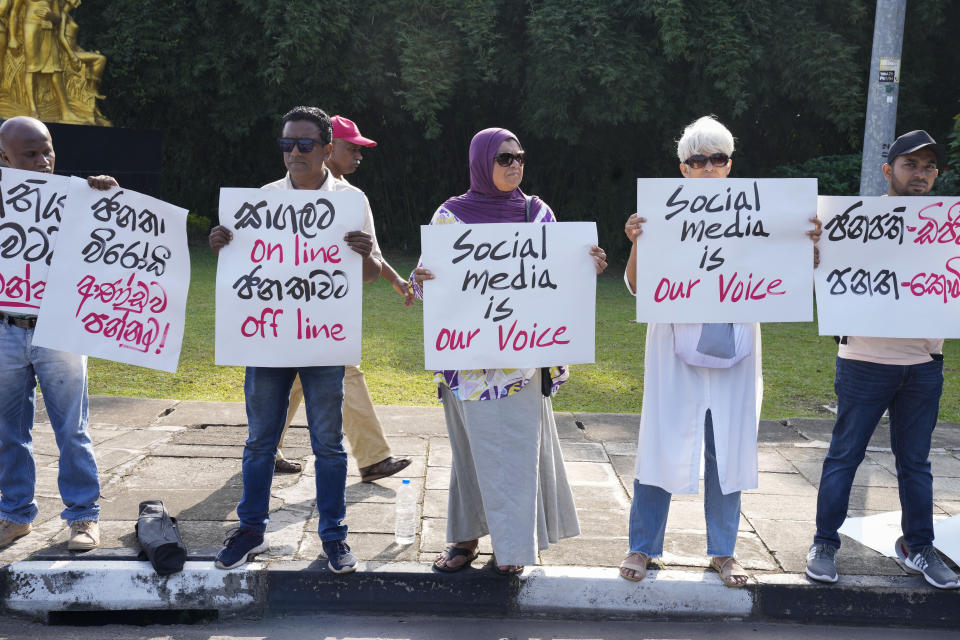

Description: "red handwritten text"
0 263 43 310
654 277 700 302
906 256 960 303
435 327 480 351
75 272 167 318
296 308 344 341
241 307 283 338
497 320 569 351
718 272 784 302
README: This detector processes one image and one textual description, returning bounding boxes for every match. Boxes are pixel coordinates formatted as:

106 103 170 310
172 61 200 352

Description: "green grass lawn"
88 248 960 421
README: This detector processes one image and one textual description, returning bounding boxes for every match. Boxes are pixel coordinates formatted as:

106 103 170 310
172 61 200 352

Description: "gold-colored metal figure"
0 0 109 125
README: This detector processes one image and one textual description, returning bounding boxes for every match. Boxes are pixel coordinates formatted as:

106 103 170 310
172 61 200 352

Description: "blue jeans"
815 356 942 550
0 323 100 524
237 365 347 541
629 410 741 557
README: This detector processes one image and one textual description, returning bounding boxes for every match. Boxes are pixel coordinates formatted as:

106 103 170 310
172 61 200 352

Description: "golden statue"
0 0 109 125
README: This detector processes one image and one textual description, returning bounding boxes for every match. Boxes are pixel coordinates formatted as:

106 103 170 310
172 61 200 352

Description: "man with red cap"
273 115 412 483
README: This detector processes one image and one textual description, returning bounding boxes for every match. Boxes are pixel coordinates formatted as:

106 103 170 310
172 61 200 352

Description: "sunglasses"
494 151 526 167
277 137 327 153
683 152 729 169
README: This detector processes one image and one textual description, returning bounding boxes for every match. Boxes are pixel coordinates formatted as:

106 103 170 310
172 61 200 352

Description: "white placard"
421 221 597 370
0 167 72 314
816 195 960 338
215 188 363 367
31 178 189 372
634 178 816 322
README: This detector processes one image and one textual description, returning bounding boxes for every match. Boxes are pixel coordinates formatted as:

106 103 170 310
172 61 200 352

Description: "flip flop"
433 544 478 573
492 564 524 576
490 556 524 575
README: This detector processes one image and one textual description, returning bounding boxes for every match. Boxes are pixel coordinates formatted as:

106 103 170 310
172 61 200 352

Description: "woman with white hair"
618 115 817 587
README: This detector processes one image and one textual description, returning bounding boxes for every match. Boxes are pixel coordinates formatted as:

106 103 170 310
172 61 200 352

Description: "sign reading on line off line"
633 178 816 323
420 221 597 370
214 188 363 366
815 195 960 338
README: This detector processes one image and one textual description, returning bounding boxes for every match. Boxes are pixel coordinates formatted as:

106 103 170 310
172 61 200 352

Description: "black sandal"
433 544 479 573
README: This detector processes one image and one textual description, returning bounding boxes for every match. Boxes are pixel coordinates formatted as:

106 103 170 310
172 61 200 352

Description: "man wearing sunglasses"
806 130 959 590
270 115 412 483
209 106 382 574
0 116 118 553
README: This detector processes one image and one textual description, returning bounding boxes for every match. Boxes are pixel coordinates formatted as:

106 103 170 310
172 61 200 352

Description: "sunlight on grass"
88 249 960 421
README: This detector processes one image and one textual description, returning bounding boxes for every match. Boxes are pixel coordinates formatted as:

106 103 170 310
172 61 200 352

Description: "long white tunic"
633 322 762 495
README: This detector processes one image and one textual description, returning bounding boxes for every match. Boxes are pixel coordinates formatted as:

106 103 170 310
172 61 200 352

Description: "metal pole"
859 0 907 196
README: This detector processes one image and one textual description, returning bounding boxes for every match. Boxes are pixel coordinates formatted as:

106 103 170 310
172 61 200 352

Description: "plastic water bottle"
394 478 417 545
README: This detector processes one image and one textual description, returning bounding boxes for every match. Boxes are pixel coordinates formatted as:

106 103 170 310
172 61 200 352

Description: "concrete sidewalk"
1 396 958 626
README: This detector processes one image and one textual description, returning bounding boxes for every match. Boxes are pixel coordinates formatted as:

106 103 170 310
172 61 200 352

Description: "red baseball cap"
331 116 377 147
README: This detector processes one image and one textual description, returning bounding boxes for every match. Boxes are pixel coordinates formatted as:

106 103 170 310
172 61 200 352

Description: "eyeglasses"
683 153 729 169
494 151 526 167
277 137 326 153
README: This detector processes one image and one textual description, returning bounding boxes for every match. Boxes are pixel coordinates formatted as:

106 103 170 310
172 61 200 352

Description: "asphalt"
1 396 959 626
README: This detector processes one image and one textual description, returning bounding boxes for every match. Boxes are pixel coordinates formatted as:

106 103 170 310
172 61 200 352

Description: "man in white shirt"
806 130 959 589
271 115 412 483
208 106 381 574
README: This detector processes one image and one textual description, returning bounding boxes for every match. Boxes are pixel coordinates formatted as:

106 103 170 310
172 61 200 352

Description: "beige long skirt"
440 371 580 566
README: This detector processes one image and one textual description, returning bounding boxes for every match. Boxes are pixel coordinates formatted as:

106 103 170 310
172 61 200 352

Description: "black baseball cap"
886 130 946 167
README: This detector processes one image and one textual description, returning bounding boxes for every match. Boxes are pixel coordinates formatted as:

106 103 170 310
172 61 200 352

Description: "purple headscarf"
442 127 545 224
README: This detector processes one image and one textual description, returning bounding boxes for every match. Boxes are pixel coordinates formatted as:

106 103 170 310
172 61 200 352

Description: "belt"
0 312 38 329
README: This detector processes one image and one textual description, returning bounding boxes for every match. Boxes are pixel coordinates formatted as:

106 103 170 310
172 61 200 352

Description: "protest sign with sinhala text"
32 178 189 373
816 195 960 338
0 167 72 314
215 188 363 367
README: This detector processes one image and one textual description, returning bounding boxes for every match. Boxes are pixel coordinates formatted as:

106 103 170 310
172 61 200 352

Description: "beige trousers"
276 365 391 469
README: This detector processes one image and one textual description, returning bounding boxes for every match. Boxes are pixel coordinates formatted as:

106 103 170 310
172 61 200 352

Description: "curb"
2 560 958 626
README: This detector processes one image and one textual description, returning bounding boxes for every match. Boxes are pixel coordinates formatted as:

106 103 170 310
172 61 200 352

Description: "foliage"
186 214 210 246
771 155 861 196
72 0 960 264
932 112 960 196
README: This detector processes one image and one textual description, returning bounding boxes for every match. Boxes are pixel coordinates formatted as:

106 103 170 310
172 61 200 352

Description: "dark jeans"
237 365 347 541
814 357 942 550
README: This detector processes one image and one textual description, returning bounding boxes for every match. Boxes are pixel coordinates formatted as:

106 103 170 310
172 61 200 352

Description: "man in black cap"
806 130 959 589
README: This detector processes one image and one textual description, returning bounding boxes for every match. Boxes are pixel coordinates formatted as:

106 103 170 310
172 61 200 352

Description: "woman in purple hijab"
413 128 607 574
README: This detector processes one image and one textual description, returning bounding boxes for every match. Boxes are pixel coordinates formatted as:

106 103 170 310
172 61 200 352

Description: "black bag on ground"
135 500 186 576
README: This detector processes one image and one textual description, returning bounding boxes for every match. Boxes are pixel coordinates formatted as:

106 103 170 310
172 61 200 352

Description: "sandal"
492 564 524 576
274 458 302 474
710 555 749 588
489 555 523 576
619 552 650 582
433 544 479 573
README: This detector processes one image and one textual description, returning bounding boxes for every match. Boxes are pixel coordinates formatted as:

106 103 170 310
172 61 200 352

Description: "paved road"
0 613 956 639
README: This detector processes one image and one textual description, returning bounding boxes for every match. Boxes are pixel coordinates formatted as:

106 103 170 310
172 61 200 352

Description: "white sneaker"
904 543 960 590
